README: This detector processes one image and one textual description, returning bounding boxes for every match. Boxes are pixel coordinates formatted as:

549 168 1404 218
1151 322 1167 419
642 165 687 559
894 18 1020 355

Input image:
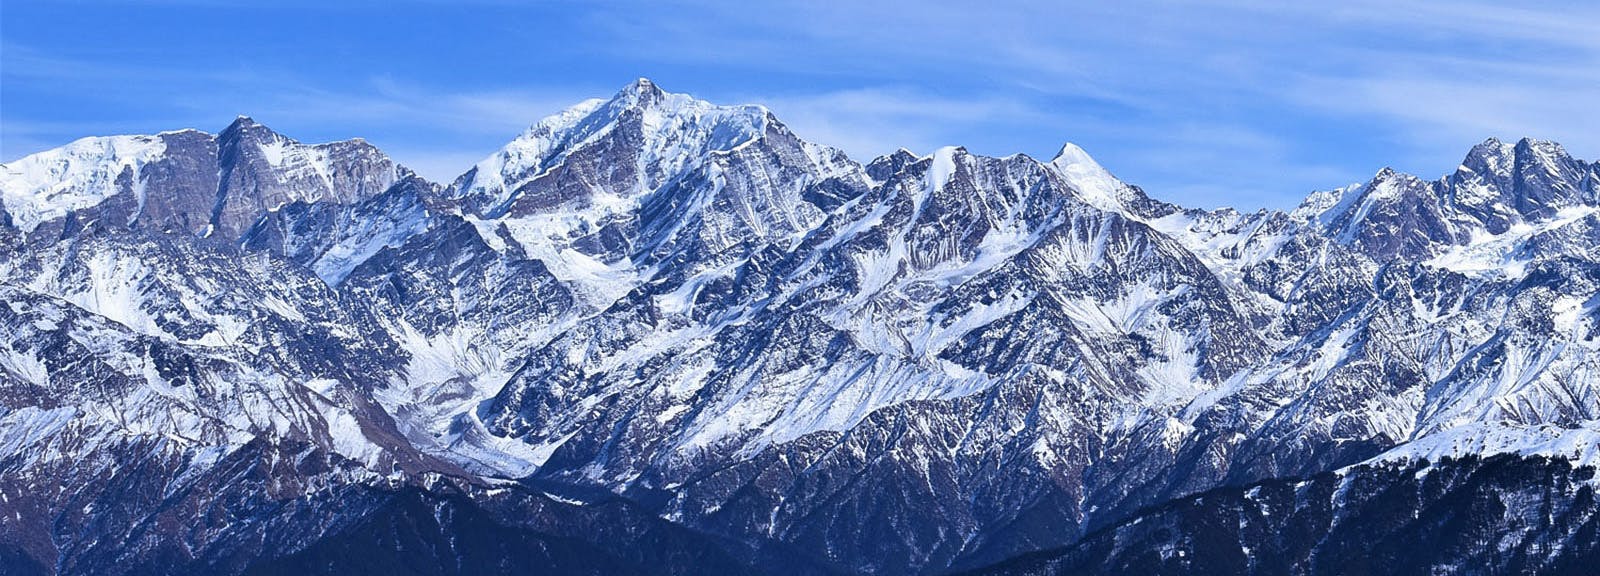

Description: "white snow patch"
1426 206 1599 278
1361 421 1600 473
1 134 167 233
1048 142 1125 212
927 146 960 192
0 345 50 386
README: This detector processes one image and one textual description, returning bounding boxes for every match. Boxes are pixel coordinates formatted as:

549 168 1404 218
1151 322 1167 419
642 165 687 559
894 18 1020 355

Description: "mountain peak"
1460 137 1573 174
15 71 1600 576
1363 166 1430 197
1515 136 1557 148
866 148 922 182
219 115 290 147
225 114 263 130
448 80 773 217
1048 141 1127 211
0 133 169 233
209 115 404 239
1460 138 1516 173
616 77 666 102
1050 142 1099 167
1512 136 1574 164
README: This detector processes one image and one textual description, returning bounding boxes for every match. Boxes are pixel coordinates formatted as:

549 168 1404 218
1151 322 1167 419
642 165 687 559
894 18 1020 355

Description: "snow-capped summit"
1296 136 1597 264
0 133 169 233
1047 142 1130 212
865 148 922 182
7 81 1600 574
1441 136 1592 233
431 79 868 311
0 117 409 241
445 78 773 218
212 115 408 238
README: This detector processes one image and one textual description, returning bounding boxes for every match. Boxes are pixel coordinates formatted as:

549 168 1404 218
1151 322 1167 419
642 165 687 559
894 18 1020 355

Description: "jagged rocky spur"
3 79 1599 575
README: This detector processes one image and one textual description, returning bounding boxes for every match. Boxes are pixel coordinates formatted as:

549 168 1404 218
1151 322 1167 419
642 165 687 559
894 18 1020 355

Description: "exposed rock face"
212 117 403 240
0 116 406 245
3 80 1600 574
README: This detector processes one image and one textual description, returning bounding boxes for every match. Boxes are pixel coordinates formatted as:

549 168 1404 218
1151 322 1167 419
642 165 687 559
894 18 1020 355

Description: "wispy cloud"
4 1 1597 208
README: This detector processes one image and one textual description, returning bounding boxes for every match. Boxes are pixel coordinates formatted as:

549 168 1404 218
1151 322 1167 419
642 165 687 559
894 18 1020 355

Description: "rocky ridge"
3 79 1599 574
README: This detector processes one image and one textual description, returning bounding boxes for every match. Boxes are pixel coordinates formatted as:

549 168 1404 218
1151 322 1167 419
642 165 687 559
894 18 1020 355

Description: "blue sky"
3 1 1597 209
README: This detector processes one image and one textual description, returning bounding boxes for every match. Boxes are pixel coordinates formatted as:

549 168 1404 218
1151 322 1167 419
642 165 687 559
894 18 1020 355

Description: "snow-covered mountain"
3 80 1599 575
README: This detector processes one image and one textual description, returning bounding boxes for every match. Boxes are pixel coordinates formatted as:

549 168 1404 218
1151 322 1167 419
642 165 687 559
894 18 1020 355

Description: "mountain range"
3 78 1599 575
